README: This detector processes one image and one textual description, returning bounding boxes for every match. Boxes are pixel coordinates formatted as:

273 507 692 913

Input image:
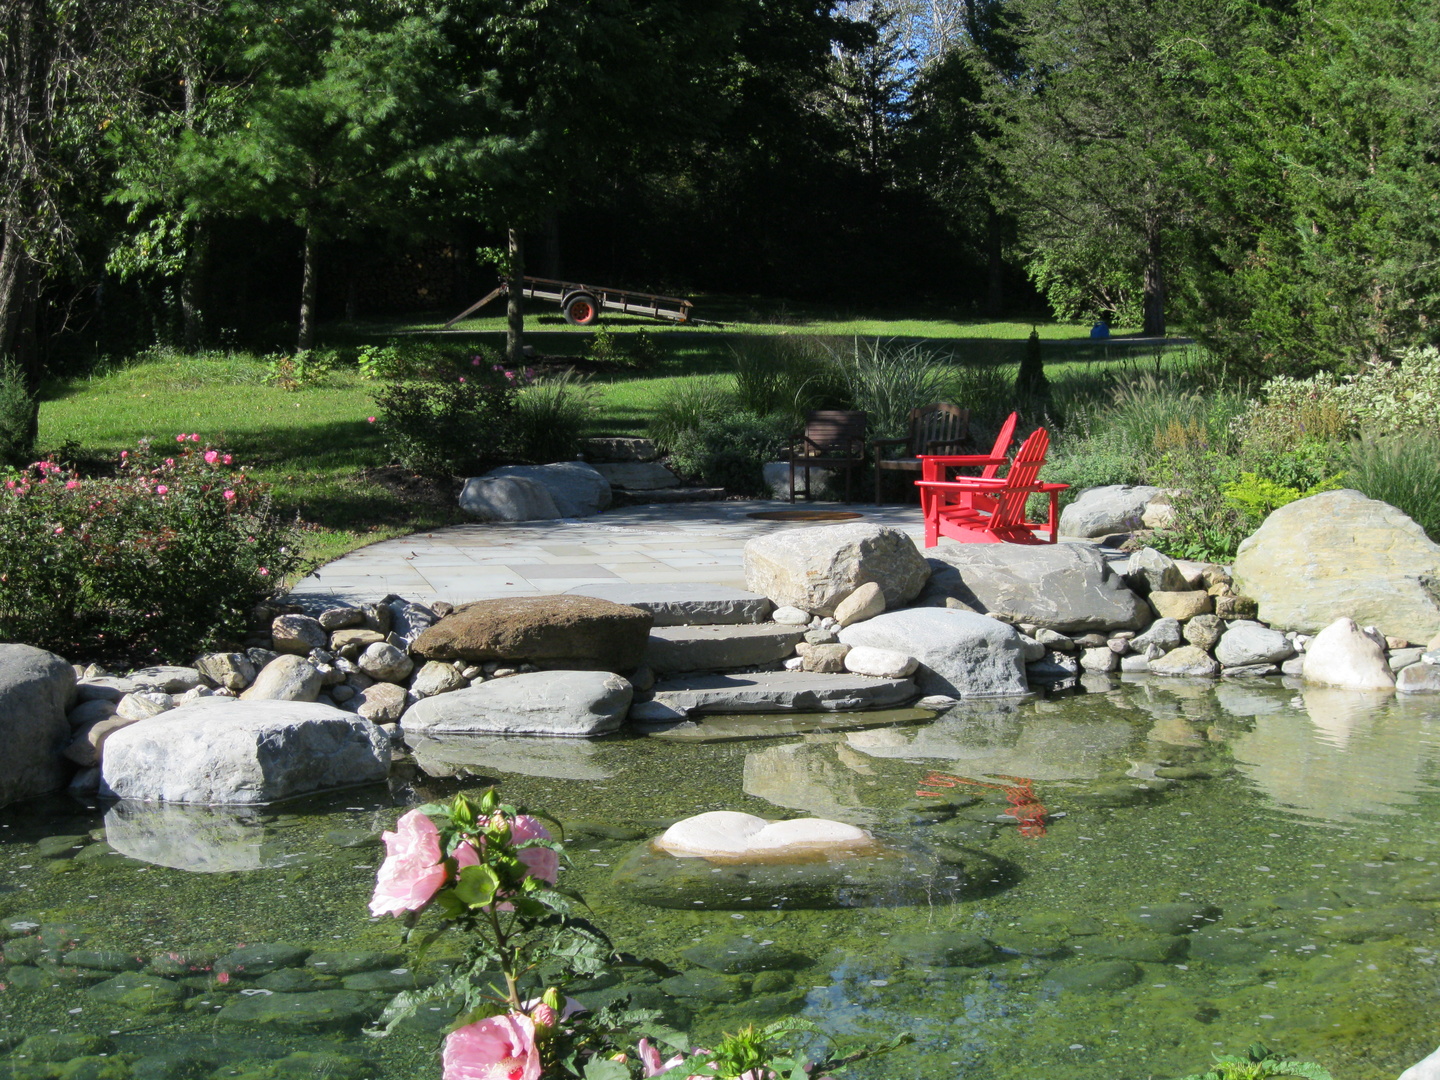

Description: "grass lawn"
36 302 1189 574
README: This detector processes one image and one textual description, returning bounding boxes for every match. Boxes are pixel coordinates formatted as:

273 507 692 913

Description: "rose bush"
368 791 907 1080
0 435 301 661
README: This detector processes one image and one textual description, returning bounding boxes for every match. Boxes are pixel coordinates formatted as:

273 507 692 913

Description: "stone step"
565 583 773 627
645 706 937 742
629 671 918 723
644 624 804 674
591 461 681 491
612 487 727 505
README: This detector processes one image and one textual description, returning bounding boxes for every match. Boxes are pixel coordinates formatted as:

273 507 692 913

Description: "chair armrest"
918 454 1007 467
916 479 1060 495
869 436 908 448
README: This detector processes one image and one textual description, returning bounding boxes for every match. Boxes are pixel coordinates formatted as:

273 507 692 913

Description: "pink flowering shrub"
0 436 301 660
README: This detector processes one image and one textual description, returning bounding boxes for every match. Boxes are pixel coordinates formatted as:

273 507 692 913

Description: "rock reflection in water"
841 701 1135 782
104 801 306 872
409 733 612 781
743 735 902 824
1230 687 1440 822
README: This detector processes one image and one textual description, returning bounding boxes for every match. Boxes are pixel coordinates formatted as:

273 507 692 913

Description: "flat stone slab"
590 462 681 491
565 583 773 626
644 623 805 673
642 706 936 742
629 672 917 722
401 670 633 737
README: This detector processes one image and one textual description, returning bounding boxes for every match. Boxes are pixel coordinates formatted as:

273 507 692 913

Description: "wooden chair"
788 410 868 502
870 403 971 504
917 411 1020 488
915 426 1068 546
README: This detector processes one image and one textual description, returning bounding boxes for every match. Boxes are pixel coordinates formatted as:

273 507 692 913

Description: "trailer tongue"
444 275 693 328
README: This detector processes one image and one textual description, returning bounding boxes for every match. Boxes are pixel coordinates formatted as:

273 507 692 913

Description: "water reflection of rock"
408 734 612 781
841 703 1136 781
105 802 306 872
743 736 898 824
1230 688 1440 823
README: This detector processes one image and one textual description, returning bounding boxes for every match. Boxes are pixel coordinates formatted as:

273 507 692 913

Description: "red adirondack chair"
917 411 1019 487
915 426 1068 546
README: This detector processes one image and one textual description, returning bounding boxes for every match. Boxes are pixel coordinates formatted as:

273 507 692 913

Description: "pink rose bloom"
223 490 236 501
637 1038 686 1077
370 809 450 916
191 434 200 442
204 450 219 464
367 416 376 423
165 458 175 467
222 454 233 465
443 1013 541 1080
155 485 169 495
510 815 559 886
65 479 79 490
176 434 186 443
472 357 482 365
120 450 129 459
258 567 269 576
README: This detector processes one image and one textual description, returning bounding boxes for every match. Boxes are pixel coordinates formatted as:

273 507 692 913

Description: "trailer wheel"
563 293 599 326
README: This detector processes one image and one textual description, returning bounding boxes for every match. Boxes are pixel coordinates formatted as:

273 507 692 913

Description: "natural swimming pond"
3 673 1438 1080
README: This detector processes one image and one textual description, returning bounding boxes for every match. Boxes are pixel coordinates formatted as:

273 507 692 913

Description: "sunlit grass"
36 312 1191 571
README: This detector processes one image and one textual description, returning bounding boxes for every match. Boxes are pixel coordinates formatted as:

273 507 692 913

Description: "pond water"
4 673 1439 1080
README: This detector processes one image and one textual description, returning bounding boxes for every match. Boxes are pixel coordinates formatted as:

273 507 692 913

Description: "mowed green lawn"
38 304 1171 569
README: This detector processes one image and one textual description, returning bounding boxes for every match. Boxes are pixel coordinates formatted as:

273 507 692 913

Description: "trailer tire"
563 293 600 326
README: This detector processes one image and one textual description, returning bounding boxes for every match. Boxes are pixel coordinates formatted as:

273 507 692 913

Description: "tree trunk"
298 224 318 351
181 221 208 350
505 226 525 366
1142 223 1166 338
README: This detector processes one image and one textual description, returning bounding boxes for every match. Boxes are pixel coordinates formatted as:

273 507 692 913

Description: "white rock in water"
1302 617 1396 691
656 811 873 861
1400 1044 1440 1080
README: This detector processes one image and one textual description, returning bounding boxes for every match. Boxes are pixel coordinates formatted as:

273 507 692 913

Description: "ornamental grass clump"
0 434 302 661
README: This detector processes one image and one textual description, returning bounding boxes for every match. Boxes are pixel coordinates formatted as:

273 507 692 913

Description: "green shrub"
264 348 340 390
357 339 498 381
1230 371 1356 449
508 370 600 464
1344 431 1440 541
1346 346 1440 432
0 436 302 661
371 366 520 476
647 376 738 451
667 410 790 495
0 360 35 468
1221 471 1346 526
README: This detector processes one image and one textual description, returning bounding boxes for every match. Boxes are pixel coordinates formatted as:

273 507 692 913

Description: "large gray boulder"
0 645 77 806
743 523 930 616
1234 489 1440 643
481 461 611 517
837 609 1029 698
1058 485 1161 538
99 699 390 805
925 543 1149 633
401 670 633 737
458 476 560 523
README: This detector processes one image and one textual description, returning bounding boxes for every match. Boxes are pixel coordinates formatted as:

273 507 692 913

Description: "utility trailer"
443 275 693 328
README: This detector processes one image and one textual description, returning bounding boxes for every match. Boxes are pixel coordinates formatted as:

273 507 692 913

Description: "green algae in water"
3 677 1440 1079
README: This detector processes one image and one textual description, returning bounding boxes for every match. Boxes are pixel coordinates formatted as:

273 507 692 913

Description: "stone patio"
289 501 928 608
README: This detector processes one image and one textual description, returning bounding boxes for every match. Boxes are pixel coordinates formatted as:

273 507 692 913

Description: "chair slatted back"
982 412 1020 479
908 403 969 457
803 410 867 456
989 427 1050 527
